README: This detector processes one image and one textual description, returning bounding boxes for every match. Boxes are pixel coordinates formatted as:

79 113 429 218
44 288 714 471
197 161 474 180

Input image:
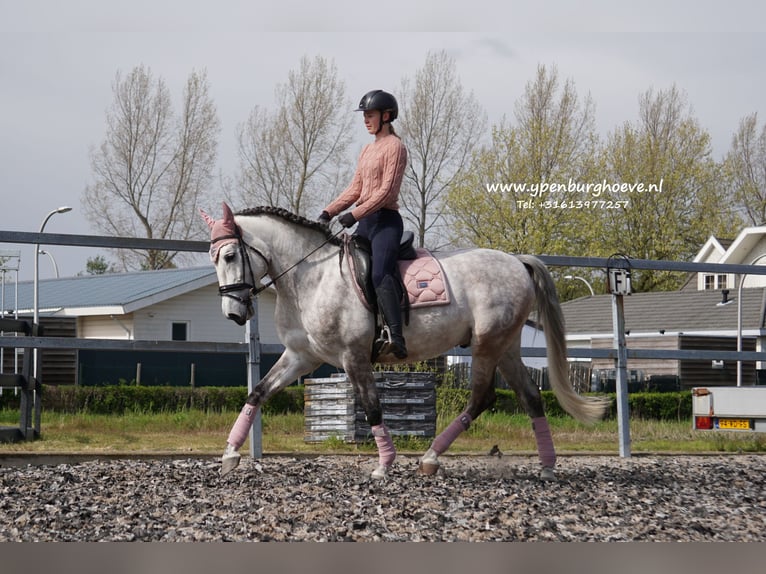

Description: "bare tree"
397 50 487 248
725 112 766 225
82 66 220 270
232 55 354 216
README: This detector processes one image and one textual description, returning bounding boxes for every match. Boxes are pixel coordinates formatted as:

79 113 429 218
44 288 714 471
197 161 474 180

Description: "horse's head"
200 202 269 326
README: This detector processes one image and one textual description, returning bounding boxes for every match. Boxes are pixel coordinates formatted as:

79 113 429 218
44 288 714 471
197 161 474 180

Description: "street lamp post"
564 274 595 296
38 250 60 278
33 206 72 376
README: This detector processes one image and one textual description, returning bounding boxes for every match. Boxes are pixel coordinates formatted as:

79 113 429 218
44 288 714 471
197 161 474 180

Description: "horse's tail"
517 254 610 424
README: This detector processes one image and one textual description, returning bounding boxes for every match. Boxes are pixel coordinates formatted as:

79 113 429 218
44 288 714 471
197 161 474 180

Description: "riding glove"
318 211 331 225
338 212 357 228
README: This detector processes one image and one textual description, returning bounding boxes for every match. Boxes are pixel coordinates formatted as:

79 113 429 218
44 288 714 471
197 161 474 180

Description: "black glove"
338 212 357 228
318 211 331 225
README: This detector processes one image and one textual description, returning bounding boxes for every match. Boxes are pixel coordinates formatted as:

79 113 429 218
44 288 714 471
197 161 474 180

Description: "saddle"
341 231 451 319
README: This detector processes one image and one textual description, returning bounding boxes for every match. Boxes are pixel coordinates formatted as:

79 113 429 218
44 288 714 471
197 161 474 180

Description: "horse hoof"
221 451 241 477
540 467 556 482
371 464 390 480
417 461 440 476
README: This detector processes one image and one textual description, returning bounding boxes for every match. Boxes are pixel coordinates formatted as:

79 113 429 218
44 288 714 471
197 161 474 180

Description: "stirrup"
373 325 408 360
373 325 394 358
378 325 393 346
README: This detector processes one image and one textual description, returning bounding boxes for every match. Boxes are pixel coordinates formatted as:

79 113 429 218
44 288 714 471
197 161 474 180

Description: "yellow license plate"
717 418 752 430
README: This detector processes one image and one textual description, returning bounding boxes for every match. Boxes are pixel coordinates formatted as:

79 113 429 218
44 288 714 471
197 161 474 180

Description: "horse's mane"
235 206 342 246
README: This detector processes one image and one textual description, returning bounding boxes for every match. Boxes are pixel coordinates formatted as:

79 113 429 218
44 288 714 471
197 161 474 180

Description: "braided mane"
235 206 342 246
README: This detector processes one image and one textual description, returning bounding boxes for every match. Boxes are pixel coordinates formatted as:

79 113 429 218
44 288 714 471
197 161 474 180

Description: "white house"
1 267 280 386
560 226 766 387
692 225 766 291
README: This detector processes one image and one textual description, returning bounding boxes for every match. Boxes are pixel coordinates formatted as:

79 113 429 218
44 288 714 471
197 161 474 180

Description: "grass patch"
0 408 764 455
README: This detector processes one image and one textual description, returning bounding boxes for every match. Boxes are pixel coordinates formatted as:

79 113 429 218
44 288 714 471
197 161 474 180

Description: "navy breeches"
355 208 403 288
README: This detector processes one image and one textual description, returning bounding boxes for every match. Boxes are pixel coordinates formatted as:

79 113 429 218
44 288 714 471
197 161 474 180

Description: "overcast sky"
1 0 764 281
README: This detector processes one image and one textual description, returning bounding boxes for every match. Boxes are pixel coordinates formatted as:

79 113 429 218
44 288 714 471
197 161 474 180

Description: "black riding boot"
375 275 408 359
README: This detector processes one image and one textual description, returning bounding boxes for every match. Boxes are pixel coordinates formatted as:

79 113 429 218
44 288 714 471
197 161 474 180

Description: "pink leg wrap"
532 416 556 468
431 412 472 455
227 404 258 450
371 424 396 468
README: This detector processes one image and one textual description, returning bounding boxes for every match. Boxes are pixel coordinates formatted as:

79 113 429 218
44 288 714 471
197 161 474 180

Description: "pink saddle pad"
398 248 450 308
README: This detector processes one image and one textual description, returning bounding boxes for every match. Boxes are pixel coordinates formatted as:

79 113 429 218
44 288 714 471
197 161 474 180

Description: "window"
171 322 189 341
703 274 729 290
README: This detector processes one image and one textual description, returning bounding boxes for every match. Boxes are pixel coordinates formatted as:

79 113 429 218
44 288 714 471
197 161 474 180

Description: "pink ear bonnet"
200 202 239 262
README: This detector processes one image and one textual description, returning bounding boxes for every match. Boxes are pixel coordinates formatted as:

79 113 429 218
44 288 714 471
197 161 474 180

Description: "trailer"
692 387 766 432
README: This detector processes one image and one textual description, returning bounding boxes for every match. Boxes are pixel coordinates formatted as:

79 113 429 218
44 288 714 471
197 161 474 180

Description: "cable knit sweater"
324 133 408 221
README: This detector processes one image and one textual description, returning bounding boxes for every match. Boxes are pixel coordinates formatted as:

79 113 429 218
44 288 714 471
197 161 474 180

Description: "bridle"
212 232 268 305
212 226 343 306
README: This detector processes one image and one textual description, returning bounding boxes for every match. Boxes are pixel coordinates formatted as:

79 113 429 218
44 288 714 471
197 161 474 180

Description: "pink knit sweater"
324 133 408 221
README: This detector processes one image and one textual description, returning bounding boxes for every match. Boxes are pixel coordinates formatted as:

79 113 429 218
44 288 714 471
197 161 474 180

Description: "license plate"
716 418 752 430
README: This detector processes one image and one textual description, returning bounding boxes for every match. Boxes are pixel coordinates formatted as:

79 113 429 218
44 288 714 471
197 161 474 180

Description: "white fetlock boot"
221 443 241 477
417 448 441 476
371 464 390 480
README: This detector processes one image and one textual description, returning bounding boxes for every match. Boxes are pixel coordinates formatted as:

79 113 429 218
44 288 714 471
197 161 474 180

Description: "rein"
214 226 343 303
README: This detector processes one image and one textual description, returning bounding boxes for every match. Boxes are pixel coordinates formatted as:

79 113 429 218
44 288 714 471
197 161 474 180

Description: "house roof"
1 266 218 317
720 226 766 264
694 227 766 266
561 288 766 337
693 235 732 263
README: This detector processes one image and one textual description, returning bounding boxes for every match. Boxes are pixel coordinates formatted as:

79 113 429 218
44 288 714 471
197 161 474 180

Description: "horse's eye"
223 250 236 263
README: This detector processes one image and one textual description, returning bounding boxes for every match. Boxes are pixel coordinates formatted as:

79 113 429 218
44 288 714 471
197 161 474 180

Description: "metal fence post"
246 299 262 459
608 262 632 458
611 292 631 457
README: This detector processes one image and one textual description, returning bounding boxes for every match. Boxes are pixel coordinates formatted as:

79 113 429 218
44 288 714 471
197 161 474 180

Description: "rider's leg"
368 209 407 358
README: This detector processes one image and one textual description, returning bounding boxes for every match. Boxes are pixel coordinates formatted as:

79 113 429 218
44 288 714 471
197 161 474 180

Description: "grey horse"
201 203 609 481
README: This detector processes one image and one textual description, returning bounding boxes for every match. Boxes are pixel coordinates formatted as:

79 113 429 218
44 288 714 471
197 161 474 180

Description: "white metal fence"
4 228 766 457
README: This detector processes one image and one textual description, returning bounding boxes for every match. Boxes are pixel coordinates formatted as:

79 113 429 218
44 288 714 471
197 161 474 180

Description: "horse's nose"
228 313 246 326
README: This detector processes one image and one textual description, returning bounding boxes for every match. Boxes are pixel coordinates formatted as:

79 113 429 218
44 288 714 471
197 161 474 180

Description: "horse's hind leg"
497 352 557 482
345 361 396 479
418 354 498 475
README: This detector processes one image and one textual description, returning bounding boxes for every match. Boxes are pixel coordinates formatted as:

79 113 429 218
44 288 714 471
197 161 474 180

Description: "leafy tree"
599 85 738 291
724 112 766 225
81 255 116 275
446 64 602 294
397 50 487 247
231 55 353 216
82 66 220 271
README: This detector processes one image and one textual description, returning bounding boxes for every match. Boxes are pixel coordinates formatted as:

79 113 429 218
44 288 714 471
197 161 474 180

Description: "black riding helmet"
356 90 398 125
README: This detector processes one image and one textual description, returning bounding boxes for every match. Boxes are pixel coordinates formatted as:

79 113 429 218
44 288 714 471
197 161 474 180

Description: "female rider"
319 89 408 359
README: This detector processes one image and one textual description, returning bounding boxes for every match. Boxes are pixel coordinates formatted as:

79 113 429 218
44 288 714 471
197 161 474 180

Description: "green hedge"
0 385 692 420
0 385 303 416
439 388 691 420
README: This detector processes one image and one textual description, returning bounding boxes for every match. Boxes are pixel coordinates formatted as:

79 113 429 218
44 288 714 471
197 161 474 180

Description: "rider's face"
363 110 382 134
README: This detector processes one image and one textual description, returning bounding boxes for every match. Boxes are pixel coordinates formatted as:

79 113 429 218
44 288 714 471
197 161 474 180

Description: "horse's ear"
199 208 216 229
221 202 235 224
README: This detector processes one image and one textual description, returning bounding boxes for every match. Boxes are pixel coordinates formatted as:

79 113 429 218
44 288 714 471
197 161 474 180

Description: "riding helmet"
356 90 398 122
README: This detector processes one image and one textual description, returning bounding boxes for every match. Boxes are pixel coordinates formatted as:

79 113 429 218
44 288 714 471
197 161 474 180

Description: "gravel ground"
0 453 764 542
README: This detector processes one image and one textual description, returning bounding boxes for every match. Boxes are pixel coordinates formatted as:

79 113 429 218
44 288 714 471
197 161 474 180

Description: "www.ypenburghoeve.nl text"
485 178 663 198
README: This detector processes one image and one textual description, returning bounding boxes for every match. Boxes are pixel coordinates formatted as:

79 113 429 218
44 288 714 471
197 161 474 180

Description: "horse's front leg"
221 350 319 476
346 364 395 480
